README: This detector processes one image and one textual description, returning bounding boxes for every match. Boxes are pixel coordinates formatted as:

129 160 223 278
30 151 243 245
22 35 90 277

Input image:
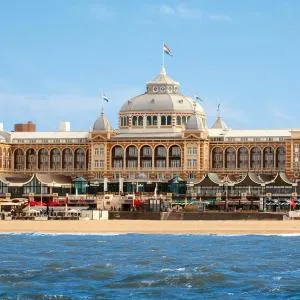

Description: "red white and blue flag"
163 43 173 56
102 95 109 102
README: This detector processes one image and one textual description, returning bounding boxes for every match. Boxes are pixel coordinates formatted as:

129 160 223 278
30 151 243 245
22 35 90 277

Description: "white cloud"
0 86 141 131
155 4 231 22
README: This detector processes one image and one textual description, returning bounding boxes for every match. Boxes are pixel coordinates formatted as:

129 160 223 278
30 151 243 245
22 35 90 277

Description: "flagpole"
101 90 104 114
162 42 165 68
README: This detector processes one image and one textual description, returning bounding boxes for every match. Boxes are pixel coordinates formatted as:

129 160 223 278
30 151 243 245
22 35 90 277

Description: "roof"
120 93 205 114
211 116 229 130
4 174 34 186
266 172 294 186
113 132 182 139
234 173 265 186
93 112 112 132
208 128 291 138
147 66 179 85
36 174 72 186
194 173 224 186
186 114 205 130
10 132 89 140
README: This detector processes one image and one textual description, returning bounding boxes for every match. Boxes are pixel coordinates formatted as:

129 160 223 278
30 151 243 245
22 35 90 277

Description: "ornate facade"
0 66 300 194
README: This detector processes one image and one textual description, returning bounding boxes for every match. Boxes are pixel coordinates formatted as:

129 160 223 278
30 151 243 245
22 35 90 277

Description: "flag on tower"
195 95 203 102
102 95 109 102
163 43 173 56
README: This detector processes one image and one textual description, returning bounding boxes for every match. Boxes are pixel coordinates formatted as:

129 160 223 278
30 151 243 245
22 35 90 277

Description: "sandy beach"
0 220 300 234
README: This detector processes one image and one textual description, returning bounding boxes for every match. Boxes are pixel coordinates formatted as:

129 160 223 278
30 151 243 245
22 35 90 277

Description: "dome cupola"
211 116 229 130
185 113 205 130
93 112 112 132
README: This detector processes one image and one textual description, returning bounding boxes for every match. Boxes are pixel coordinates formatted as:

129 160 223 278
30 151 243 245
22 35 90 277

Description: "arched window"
238 147 249 169
14 149 24 170
167 116 172 125
62 148 73 170
126 145 138 168
50 149 61 170
153 116 157 126
74 148 85 169
155 146 167 168
225 147 236 169
276 146 285 170
212 147 223 169
132 116 137 126
26 149 36 170
182 116 187 125
140 145 152 169
161 116 166 125
112 146 124 169
177 116 181 125
250 147 261 169
147 116 152 126
138 116 143 126
169 145 181 168
38 148 49 171
263 147 274 169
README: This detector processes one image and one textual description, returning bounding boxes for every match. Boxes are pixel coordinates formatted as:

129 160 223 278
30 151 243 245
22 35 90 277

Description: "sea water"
0 233 300 299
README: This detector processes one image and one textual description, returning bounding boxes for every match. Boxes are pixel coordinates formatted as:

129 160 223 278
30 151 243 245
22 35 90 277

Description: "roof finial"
217 103 221 118
160 65 166 75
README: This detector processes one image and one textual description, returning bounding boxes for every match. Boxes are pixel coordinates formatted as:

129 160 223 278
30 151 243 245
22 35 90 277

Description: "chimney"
59 121 71 132
14 121 36 132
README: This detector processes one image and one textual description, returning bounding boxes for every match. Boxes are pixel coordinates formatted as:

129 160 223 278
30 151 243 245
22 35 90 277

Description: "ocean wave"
0 232 126 236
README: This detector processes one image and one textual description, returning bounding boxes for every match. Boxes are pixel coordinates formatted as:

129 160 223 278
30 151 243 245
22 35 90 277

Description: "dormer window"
160 86 166 92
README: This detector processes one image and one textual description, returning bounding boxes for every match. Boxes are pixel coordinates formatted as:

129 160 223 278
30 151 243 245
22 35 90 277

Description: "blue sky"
0 0 300 131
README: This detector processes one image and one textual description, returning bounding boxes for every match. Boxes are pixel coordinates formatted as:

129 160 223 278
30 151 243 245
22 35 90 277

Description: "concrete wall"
109 211 161 220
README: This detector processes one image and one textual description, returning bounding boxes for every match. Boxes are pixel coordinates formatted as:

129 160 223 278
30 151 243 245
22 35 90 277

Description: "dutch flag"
102 95 109 102
163 43 173 56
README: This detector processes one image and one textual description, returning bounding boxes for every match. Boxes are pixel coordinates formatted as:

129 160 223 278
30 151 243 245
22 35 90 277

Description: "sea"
0 233 300 299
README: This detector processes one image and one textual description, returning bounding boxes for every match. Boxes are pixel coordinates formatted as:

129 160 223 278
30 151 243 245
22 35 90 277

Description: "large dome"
119 66 205 115
120 93 205 114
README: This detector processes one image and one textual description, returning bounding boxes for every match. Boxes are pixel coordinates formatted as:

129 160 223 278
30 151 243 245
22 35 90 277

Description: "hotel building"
0 66 299 199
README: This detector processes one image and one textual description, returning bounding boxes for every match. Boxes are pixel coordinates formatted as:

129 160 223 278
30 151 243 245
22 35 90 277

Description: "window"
161 116 166 125
187 159 197 168
170 160 180 168
156 160 166 168
132 116 137 126
127 160 137 168
177 116 181 125
141 160 152 168
187 147 198 156
94 160 104 168
138 116 143 126
167 116 172 125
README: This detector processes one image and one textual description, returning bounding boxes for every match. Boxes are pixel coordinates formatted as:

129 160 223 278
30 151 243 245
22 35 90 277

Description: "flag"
195 95 203 102
163 43 173 56
290 199 296 209
102 95 109 102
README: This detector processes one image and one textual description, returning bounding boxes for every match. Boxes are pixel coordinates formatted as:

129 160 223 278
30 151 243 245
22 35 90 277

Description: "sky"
0 0 300 132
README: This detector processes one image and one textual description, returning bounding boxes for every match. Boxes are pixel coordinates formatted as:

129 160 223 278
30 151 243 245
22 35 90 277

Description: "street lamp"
224 182 228 212
261 183 266 212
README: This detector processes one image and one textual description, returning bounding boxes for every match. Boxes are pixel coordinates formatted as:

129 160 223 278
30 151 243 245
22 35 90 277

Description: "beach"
0 220 300 234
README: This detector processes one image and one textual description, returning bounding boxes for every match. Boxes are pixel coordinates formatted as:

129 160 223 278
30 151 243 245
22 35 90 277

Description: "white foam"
0 232 126 236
